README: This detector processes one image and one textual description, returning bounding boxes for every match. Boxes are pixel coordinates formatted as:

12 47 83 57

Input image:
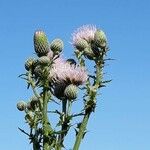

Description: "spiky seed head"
50 39 64 55
64 84 78 100
17 101 27 111
34 30 49 57
25 58 35 71
37 56 50 66
94 30 107 48
74 39 89 51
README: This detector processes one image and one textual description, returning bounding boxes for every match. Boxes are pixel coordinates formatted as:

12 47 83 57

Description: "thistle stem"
42 88 49 150
67 100 72 116
56 99 67 150
73 60 102 150
73 112 90 150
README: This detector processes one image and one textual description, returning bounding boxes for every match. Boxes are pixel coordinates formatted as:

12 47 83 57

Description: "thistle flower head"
72 25 97 45
51 57 88 86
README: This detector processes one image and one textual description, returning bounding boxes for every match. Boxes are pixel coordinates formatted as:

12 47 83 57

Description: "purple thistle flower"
72 25 97 45
51 57 88 86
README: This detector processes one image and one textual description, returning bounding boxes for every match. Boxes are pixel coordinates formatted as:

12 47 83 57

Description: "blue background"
0 0 150 149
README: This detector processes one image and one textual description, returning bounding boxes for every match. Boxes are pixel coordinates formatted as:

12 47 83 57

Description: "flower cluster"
72 25 107 60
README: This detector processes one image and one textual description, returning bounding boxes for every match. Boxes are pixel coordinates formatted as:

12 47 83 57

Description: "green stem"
42 87 51 150
57 99 67 149
73 61 102 150
73 112 90 150
33 116 40 150
67 100 72 116
28 71 40 98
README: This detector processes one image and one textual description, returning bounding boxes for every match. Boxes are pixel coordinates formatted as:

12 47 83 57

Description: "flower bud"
34 31 49 57
25 58 35 71
37 56 50 66
33 65 43 77
50 39 64 55
84 47 95 60
27 97 38 111
74 39 89 51
17 101 27 111
94 30 107 48
64 84 78 100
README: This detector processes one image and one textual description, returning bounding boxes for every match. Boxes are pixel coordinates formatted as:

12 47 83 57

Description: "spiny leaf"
18 127 30 136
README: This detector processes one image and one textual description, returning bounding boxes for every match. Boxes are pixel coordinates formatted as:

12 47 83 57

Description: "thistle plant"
17 24 110 150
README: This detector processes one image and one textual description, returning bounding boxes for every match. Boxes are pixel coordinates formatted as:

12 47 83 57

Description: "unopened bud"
25 58 35 71
74 39 89 51
27 97 38 111
50 39 64 55
17 101 26 111
94 30 107 48
64 84 78 100
37 56 50 66
34 30 49 57
84 48 95 60
33 65 43 77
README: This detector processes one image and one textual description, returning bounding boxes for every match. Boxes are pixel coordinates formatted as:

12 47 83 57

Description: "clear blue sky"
0 0 150 149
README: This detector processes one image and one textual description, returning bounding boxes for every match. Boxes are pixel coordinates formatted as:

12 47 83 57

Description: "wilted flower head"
50 57 88 86
72 25 97 45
